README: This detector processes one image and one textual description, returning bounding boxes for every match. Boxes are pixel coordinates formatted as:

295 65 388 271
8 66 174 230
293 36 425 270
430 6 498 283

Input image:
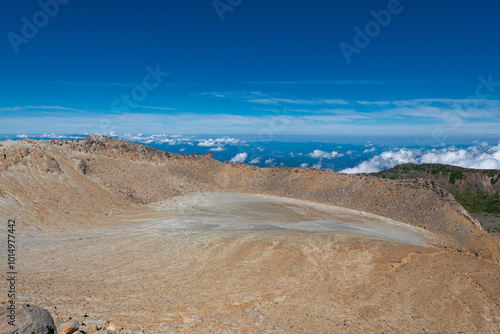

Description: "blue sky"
1 0 500 140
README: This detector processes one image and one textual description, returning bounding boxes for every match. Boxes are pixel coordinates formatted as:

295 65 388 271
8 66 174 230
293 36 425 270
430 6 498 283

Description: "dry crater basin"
13 192 500 333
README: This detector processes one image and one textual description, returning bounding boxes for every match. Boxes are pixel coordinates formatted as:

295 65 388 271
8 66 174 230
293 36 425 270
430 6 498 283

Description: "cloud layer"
308 150 344 159
342 142 500 173
2 97 500 136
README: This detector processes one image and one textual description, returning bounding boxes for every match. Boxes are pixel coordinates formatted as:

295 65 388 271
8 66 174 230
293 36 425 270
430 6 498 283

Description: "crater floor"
11 193 500 333
142 193 428 244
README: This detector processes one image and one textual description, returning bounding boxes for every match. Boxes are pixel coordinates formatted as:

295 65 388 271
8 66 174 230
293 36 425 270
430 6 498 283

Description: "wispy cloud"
0 105 88 113
195 91 349 106
136 106 177 111
249 157 261 164
49 81 208 87
2 96 500 136
196 92 500 119
356 101 392 106
238 79 422 86
48 82 140 87
3 111 499 136
357 98 500 108
248 98 349 105
194 91 267 99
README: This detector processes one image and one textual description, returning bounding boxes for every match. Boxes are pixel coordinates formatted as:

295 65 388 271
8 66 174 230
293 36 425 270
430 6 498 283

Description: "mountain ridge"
1 135 499 261
374 163 500 233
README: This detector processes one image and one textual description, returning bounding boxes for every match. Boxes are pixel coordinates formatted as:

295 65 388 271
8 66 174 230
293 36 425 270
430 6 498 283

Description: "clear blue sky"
1 0 499 138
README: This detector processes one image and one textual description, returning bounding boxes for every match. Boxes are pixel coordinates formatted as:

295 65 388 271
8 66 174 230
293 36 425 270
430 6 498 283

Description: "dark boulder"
0 303 57 334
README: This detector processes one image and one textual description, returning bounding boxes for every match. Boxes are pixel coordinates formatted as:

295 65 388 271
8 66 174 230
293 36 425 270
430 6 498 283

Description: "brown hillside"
0 136 498 260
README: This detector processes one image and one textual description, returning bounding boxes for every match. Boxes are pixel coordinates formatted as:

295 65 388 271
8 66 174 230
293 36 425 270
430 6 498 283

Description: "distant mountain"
374 164 500 232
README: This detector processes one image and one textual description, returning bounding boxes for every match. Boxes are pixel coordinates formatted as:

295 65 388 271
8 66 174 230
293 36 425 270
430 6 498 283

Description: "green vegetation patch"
449 170 465 184
402 164 426 171
453 191 500 214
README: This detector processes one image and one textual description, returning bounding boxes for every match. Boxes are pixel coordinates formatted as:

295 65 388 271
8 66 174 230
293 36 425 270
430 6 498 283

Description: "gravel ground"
8 193 499 333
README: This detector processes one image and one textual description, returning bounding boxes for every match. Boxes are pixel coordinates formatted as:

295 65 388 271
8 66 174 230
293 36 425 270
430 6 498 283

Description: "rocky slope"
374 163 500 233
375 163 500 195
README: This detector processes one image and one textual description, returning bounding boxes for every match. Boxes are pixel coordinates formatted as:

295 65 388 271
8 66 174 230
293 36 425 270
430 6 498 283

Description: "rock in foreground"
0 303 57 334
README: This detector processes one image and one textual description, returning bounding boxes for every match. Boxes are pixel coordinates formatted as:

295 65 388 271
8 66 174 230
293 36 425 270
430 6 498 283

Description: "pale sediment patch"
147 192 431 245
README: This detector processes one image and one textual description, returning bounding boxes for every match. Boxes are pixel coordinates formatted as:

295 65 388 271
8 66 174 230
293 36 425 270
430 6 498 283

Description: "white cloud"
249 157 261 164
341 142 500 173
265 158 276 165
209 146 225 152
39 133 85 139
230 152 248 163
197 139 216 147
197 137 241 147
363 147 376 154
300 163 309 168
108 135 245 149
308 150 344 159
116 134 197 146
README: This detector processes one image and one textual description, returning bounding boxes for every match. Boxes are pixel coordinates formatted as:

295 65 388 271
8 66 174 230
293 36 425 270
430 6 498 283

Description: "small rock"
72 307 87 318
74 159 91 175
44 156 63 174
58 319 79 334
107 322 117 330
88 318 110 330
